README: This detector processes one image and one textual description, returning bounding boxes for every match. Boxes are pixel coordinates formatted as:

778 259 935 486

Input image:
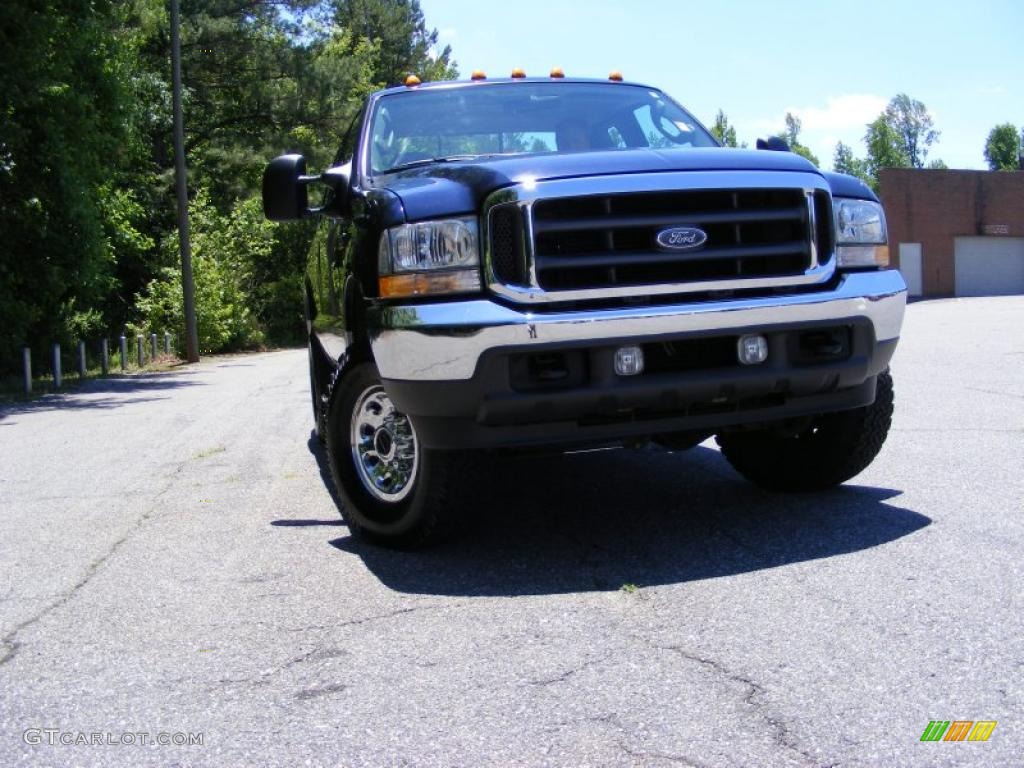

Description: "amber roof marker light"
550 67 565 78
609 70 624 82
404 74 421 87
470 69 486 80
510 67 526 79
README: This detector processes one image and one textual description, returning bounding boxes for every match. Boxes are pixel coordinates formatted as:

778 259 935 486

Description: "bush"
134 190 263 354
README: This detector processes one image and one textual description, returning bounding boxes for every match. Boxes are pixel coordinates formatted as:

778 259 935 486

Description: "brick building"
879 168 1024 297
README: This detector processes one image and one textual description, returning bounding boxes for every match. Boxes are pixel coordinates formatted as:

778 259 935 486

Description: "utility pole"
170 0 199 362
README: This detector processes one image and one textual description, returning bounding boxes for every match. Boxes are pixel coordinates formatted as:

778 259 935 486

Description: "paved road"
1 297 1021 767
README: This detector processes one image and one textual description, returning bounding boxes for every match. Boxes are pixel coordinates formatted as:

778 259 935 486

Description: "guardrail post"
119 334 127 371
78 340 87 378
137 335 145 367
101 339 109 375
164 332 171 355
150 333 157 360
52 343 62 389
23 346 32 394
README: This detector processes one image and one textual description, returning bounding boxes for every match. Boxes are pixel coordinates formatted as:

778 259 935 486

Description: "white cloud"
743 94 889 170
788 94 888 134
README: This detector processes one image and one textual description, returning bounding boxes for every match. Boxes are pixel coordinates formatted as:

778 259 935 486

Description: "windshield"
368 81 718 174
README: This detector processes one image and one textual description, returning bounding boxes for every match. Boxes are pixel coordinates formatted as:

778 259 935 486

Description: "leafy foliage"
135 190 263 353
710 110 739 148
0 0 130 368
832 141 871 184
984 123 1022 171
333 0 456 86
827 94 945 191
865 94 940 180
774 113 819 167
883 94 940 169
0 0 454 372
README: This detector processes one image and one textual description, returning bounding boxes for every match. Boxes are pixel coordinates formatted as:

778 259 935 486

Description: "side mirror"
262 154 312 221
756 136 790 152
321 162 352 215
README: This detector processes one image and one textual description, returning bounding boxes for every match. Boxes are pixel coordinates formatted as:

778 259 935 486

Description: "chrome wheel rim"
350 385 419 503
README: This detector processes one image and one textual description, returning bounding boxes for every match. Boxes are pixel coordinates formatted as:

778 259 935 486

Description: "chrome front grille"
483 171 836 304
533 188 812 291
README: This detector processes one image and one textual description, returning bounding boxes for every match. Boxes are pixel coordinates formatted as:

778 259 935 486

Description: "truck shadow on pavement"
309 439 931 596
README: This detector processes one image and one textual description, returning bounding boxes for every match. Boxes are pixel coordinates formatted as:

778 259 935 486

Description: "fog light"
737 334 768 365
614 345 644 376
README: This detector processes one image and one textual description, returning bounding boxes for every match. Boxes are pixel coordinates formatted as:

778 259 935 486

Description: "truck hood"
377 147 825 222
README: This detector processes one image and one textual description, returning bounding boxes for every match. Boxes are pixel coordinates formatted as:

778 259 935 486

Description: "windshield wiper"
381 154 482 173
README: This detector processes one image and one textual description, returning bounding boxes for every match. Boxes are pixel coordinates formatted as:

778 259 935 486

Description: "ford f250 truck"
262 72 906 548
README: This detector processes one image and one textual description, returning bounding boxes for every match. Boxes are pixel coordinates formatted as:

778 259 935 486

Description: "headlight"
834 198 889 268
378 217 482 298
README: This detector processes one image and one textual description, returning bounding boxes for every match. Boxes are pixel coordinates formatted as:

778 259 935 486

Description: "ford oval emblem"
656 226 708 251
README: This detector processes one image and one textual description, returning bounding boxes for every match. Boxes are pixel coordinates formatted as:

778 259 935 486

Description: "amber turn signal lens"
510 67 526 79
379 270 482 299
549 67 565 78
608 70 623 82
404 74 421 87
471 69 486 80
836 244 890 268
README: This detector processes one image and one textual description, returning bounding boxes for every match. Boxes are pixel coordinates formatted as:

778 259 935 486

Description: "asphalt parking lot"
0 296 1021 767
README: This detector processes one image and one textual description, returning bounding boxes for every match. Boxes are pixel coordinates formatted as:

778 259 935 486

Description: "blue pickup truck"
263 72 906 548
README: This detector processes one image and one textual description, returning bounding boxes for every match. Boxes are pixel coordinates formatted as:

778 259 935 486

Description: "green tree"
875 93 939 169
333 0 457 85
0 0 132 369
832 141 870 183
863 113 909 190
984 123 1022 170
774 112 819 167
710 109 739 147
134 190 265 353
0 0 460 373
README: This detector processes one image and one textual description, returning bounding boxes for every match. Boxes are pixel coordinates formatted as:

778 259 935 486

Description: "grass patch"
193 445 226 460
620 583 639 594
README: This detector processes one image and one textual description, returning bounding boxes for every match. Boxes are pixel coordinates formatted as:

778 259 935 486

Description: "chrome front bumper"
368 269 907 382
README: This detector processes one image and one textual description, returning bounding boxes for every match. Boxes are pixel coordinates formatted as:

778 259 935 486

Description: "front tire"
716 370 895 492
325 362 468 548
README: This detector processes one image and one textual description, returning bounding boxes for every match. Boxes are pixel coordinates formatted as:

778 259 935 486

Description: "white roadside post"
78 341 87 378
150 333 158 360
52 343 62 389
120 334 128 371
137 335 145 367
22 347 31 394
101 339 109 376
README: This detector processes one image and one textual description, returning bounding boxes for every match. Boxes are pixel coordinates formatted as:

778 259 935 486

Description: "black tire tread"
716 371 894 492
325 362 472 549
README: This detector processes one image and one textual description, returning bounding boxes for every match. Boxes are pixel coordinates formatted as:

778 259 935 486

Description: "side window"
335 107 365 166
370 106 399 172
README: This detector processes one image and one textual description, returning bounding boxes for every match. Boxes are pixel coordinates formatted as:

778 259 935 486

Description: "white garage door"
954 237 1024 296
898 242 923 296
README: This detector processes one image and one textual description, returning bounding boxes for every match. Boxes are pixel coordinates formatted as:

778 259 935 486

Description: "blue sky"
418 0 1022 170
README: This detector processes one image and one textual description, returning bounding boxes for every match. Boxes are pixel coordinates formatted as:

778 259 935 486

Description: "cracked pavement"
1 297 1022 767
